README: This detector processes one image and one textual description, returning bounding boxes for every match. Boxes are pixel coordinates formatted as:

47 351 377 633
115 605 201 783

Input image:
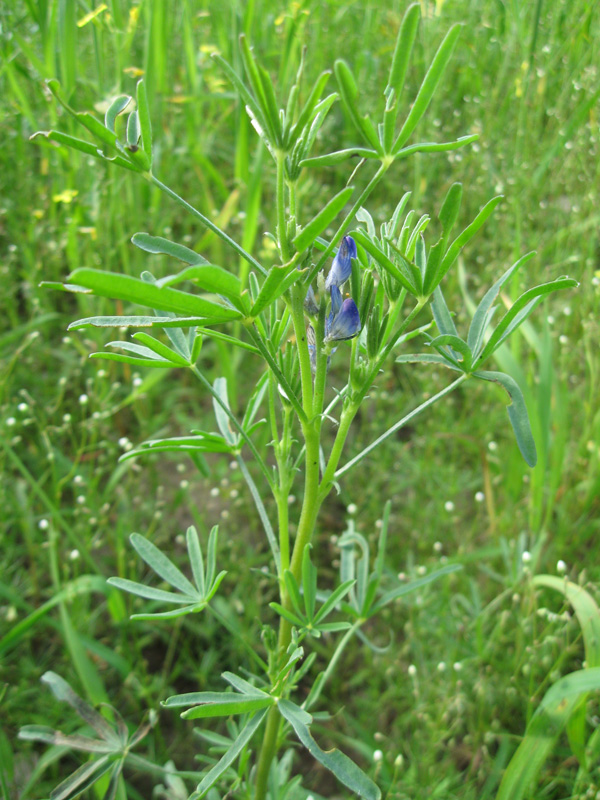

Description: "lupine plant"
23 5 577 799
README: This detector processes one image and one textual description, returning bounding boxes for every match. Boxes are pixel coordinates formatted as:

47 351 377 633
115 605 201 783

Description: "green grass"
1 1 600 798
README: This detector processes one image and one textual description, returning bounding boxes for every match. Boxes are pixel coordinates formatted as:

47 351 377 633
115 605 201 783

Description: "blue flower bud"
304 285 318 315
325 296 361 342
325 235 357 290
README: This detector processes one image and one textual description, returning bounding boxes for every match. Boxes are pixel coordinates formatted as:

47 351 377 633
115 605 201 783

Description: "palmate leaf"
107 526 226 620
19 673 156 800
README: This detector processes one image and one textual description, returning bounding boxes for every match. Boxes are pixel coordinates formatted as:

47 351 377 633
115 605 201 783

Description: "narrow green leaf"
40 673 118 744
221 672 268 697
106 577 195 605
68 315 185 329
299 147 378 168
67 268 241 323
105 95 132 132
156 264 242 299
284 570 304 617
132 333 190 366
30 129 101 157
239 35 279 144
428 196 503 293
467 252 536 357
396 352 461 371
269 603 305 627
395 134 478 161
49 755 113 800
473 370 537 467
393 24 462 152
18 726 114 753
386 3 421 101
131 233 208 265
288 70 331 146
194 710 268 798
206 525 219 588
250 264 301 317
334 60 381 151
353 230 417 295
212 378 239 446
313 580 355 624
126 110 141 147
279 700 381 800
89 352 174 369
186 526 205 597
136 79 152 160
181 696 273 720
476 277 578 364
129 533 197 595
131 604 205 621
293 187 354 252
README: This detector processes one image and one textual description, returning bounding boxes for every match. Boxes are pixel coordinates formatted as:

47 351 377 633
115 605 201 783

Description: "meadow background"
1 0 599 797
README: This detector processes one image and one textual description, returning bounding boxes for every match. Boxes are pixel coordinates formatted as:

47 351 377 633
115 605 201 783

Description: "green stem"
150 175 267 276
254 705 281 800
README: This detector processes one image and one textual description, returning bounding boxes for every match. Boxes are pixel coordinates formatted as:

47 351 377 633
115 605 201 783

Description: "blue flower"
325 285 361 342
325 235 357 290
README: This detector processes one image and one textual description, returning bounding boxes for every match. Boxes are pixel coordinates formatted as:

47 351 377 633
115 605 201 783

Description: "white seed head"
522 550 532 564
557 559 567 574
444 500 455 512
373 749 383 763
408 664 417 677
474 491 485 503
38 519 50 530
78 394 89 405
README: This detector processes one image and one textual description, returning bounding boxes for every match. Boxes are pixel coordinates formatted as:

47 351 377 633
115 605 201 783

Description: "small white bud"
38 519 50 530
474 491 485 503
287 494 296 505
453 661 462 672
444 500 455 512
210 487 219 497
557 559 567 574
488 441 498 452
522 550 532 564
437 661 446 672
76 495 86 505
179 480 189 490
69 549 80 561
5 417 16 427
394 754 404 768
408 664 417 677
62 413 72 424
347 503 357 515
17 402 28 413
433 541 443 553
417 565 427 576
73 475 84 485
133 377 143 388
373 750 383 763
78 394 89 406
